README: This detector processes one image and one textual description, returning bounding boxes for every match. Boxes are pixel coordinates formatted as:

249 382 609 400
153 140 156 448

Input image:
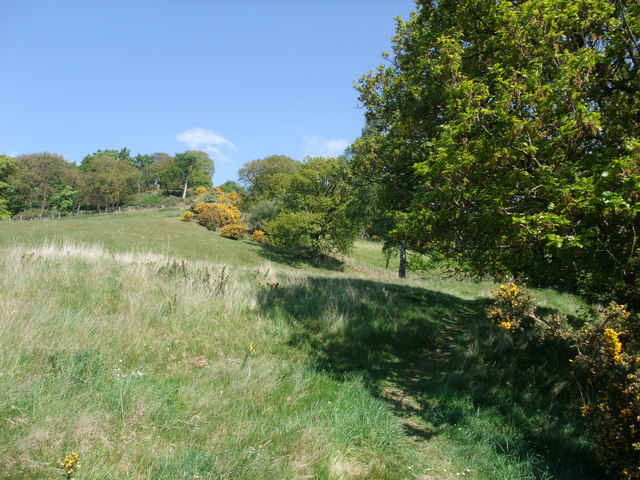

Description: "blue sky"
0 0 415 184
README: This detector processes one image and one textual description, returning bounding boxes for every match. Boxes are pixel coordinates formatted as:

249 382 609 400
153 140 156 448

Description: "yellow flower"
500 321 514 332
580 404 592 417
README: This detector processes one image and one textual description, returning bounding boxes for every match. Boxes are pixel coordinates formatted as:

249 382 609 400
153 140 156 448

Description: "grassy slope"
0 210 599 479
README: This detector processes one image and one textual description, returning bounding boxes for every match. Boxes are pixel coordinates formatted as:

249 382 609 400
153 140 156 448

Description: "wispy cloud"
176 127 237 161
304 135 350 157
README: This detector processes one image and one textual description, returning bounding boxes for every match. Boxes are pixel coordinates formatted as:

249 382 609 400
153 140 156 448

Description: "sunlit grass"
0 211 601 478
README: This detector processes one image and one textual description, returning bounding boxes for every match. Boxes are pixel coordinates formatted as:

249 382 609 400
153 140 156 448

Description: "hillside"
0 209 599 479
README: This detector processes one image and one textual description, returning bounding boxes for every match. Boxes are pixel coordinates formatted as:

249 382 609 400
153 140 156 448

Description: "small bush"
125 191 177 208
205 221 217 232
216 190 240 206
193 202 240 228
221 223 248 240
486 285 640 479
181 211 194 222
251 229 266 243
194 186 209 197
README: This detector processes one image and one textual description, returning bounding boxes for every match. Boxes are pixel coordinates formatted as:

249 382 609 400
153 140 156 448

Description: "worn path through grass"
0 209 600 478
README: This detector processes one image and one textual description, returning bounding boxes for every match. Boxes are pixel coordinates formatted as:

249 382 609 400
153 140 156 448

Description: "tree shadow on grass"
256 243 345 271
255 277 603 479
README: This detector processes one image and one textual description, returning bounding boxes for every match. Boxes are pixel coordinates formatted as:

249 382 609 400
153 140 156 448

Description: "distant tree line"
0 148 215 217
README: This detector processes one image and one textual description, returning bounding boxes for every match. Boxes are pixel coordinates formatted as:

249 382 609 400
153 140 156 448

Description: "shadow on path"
256 276 603 479
255 244 346 271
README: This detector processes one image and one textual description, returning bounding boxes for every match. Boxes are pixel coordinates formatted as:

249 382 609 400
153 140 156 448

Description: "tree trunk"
182 177 188 199
399 240 407 278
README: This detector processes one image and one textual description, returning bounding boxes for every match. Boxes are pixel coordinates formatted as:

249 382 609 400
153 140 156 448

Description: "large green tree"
354 0 640 305
79 154 141 210
266 157 362 256
8 152 77 211
174 151 215 198
238 155 300 201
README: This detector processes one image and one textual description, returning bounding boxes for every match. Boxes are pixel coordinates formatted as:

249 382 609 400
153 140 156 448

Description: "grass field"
0 209 600 479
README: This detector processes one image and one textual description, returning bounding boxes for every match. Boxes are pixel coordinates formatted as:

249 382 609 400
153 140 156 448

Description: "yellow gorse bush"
603 328 624 364
486 283 536 332
486 286 640 479
251 229 266 243
193 202 240 228
220 223 248 240
59 452 81 478
215 190 240 206
194 186 209 197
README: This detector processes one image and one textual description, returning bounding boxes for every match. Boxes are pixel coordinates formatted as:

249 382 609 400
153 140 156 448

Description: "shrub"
125 191 182 208
194 186 209 197
265 211 322 253
487 285 640 479
0 199 10 219
192 188 240 206
193 202 240 228
486 283 537 332
181 211 194 222
247 199 280 230
204 221 217 232
214 188 241 206
251 229 266 243
221 223 248 240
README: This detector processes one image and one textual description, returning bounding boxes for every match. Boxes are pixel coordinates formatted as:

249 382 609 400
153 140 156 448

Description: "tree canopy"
81 148 134 169
238 155 300 201
174 150 215 198
265 156 363 256
79 154 141 210
353 0 640 305
8 152 77 212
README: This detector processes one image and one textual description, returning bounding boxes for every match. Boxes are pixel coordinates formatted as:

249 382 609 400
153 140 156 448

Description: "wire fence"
5 204 182 222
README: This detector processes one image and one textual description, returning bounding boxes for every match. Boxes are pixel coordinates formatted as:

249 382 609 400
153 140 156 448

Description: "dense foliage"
238 155 363 257
220 223 248 240
0 155 16 219
2 149 216 216
488 284 640 478
79 154 140 210
353 0 640 306
193 202 241 230
238 155 299 202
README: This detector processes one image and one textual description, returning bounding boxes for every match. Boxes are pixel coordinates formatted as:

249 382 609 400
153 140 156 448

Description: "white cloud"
304 135 350 157
176 127 237 161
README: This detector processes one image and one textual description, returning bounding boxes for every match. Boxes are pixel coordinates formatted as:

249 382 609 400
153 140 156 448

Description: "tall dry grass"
0 242 429 479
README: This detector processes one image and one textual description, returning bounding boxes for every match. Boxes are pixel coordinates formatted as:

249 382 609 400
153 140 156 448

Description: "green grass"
0 210 601 479
0 208 266 266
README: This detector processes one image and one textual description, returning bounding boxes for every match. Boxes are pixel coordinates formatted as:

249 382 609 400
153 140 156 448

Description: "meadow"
0 209 601 479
